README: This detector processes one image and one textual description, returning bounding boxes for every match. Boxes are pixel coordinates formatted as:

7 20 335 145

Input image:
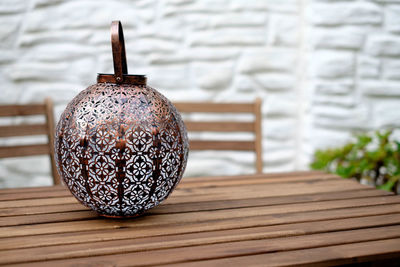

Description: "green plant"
310 130 400 193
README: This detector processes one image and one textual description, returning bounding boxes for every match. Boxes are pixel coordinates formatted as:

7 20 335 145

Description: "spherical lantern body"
54 22 188 217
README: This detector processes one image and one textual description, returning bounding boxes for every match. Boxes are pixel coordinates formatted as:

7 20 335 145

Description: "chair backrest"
174 98 263 173
0 98 60 185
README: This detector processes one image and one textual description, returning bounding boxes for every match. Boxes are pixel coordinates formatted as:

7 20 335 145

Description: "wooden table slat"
0 172 338 201
0 171 326 195
1 212 399 252
1 201 400 239
5 226 400 266
0 171 398 266
162 238 400 267
1 195 400 228
0 178 368 209
0 188 390 218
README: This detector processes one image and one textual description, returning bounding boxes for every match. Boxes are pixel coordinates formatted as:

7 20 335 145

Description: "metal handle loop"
111 21 128 83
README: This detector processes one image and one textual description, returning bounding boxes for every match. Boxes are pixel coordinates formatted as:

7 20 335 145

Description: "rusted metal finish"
55 21 188 218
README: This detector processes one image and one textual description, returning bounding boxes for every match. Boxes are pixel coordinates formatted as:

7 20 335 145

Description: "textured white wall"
306 0 400 156
0 0 399 188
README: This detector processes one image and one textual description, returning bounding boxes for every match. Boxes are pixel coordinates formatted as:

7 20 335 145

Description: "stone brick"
149 48 239 64
238 49 296 73
0 0 27 14
365 34 400 56
254 73 295 91
383 59 400 80
188 29 265 47
34 0 68 7
191 62 233 90
313 104 370 130
312 93 356 107
375 0 400 2
141 66 191 91
373 100 400 127
235 75 260 93
212 13 267 28
264 149 296 165
7 62 68 82
264 161 296 173
361 80 400 96
0 171 52 188
386 5 400 33
167 89 213 102
179 14 210 31
0 49 17 64
308 127 352 150
133 38 179 54
312 2 382 26
0 15 22 48
24 1 145 32
19 83 82 104
163 0 228 16
21 43 94 62
313 28 364 50
181 13 266 31
264 118 296 140
268 14 299 46
137 21 184 41
358 56 380 78
312 51 355 78
0 81 20 104
214 90 260 103
148 53 188 65
20 29 92 47
264 93 297 116
312 105 361 119
0 156 50 176
184 152 253 177
263 138 296 171
314 81 354 95
230 0 299 13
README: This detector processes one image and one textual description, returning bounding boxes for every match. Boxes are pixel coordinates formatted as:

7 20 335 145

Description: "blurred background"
1 0 399 188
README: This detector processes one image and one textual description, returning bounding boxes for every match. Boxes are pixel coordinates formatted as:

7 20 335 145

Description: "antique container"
55 21 188 218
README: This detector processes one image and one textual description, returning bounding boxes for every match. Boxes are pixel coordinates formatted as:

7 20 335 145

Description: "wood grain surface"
0 171 399 266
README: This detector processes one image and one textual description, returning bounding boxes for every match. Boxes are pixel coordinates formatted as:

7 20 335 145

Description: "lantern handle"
111 21 128 84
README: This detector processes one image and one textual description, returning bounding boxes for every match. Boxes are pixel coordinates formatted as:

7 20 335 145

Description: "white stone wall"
306 0 400 159
0 0 399 187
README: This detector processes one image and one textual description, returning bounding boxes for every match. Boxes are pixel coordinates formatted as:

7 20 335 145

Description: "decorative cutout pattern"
55 83 188 217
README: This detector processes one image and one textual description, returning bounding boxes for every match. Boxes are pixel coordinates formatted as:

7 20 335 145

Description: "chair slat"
189 140 256 151
44 98 61 185
174 102 254 113
0 124 48 138
254 98 263 173
0 105 46 117
185 121 254 132
0 144 50 158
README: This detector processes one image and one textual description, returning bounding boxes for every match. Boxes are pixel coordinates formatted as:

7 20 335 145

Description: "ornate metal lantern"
55 21 188 218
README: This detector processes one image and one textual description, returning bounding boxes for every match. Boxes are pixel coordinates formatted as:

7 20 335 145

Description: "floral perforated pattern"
55 83 188 217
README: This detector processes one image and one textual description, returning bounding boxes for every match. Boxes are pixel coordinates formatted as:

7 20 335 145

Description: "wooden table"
0 171 400 266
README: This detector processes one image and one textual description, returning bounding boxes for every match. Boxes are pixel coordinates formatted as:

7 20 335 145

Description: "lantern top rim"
97 73 147 85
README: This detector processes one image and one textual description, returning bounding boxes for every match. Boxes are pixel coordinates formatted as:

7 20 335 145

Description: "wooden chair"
174 98 263 174
0 98 60 185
